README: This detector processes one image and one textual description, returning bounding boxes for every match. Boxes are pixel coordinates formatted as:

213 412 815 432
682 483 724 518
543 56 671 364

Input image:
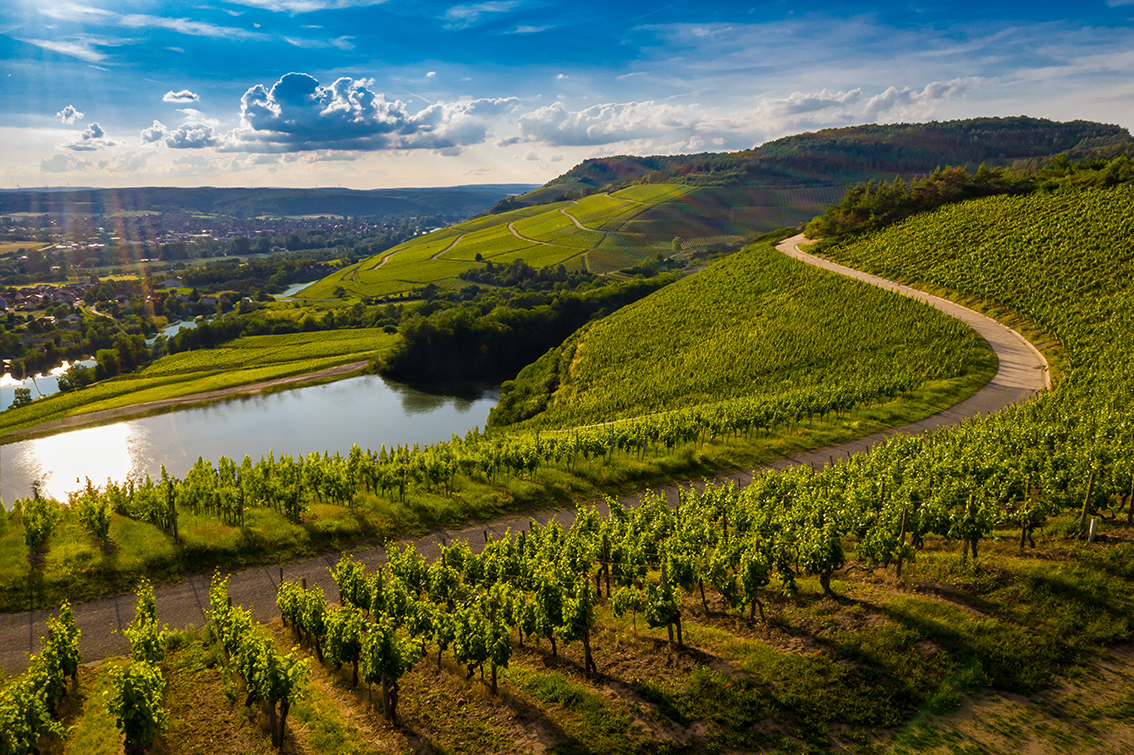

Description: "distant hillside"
0 184 537 221
493 117 1134 213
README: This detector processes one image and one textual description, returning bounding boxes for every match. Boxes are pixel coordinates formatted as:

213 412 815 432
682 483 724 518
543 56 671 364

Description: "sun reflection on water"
12 423 145 504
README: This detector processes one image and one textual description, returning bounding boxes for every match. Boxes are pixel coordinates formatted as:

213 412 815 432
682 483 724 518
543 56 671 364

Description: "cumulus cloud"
62 122 115 152
141 120 168 143
861 79 973 120
166 122 220 149
56 105 85 124
221 72 520 154
163 90 200 103
41 154 91 173
496 135 525 147
750 79 973 134
140 120 219 149
519 100 692 147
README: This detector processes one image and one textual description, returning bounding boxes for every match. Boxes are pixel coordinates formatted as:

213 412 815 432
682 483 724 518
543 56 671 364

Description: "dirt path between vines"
507 221 556 246
430 233 465 260
0 234 1050 674
0 361 370 445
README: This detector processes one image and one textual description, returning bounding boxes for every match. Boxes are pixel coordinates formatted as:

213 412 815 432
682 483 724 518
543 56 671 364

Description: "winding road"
0 234 1049 674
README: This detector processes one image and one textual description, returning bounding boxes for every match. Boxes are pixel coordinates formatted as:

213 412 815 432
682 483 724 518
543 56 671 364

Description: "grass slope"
492 239 989 430
300 184 828 299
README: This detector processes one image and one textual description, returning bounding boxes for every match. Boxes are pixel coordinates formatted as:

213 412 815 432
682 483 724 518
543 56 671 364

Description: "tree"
9 387 31 409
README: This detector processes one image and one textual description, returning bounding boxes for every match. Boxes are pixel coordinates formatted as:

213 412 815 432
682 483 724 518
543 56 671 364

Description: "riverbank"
0 360 371 445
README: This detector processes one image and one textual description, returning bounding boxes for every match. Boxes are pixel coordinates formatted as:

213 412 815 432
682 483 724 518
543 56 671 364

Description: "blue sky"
2 0 1133 188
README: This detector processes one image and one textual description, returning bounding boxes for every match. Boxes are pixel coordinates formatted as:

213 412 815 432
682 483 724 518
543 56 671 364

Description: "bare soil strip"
0 235 1050 674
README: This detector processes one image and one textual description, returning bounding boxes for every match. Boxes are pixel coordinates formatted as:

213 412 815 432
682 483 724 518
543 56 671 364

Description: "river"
0 375 499 506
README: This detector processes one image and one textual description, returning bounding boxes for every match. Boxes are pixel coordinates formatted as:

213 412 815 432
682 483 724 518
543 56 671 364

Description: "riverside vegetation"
4 142 1134 751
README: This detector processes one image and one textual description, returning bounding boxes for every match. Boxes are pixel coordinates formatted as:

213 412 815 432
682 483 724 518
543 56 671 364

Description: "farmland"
299 183 834 299
4 152 1134 753
490 240 990 430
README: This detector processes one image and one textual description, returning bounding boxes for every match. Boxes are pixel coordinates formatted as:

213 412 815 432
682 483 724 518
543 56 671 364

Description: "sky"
1 0 1133 189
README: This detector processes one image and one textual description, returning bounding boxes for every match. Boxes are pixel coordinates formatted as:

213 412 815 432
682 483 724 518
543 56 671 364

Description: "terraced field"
300 183 834 299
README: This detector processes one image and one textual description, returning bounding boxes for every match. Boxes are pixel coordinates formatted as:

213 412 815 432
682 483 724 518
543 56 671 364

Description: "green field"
0 329 396 438
0 241 48 255
299 183 831 298
491 239 990 429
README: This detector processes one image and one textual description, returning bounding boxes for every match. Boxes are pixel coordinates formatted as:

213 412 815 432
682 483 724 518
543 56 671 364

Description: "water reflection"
1 374 498 506
0 360 97 411
3 423 142 503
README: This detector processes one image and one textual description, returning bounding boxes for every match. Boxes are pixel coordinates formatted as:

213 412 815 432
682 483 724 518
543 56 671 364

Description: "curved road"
0 234 1049 674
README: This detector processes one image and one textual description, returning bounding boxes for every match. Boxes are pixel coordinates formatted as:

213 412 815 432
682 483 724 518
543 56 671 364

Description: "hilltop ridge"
493 116 1133 211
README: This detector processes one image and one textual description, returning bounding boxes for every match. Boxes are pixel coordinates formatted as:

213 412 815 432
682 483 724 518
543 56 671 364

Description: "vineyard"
4 180 1134 752
0 236 998 612
299 183 832 299
489 241 990 429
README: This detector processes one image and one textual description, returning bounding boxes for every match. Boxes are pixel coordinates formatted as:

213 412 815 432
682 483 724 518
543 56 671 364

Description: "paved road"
0 234 1050 675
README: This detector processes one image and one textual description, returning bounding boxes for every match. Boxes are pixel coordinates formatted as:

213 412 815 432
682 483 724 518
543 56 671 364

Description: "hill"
490 117 1134 215
299 183 803 299
489 239 991 429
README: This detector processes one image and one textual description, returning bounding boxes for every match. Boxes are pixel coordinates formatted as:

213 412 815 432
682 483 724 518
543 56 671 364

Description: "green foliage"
493 239 981 429
8 387 31 409
17 496 59 561
73 478 112 550
107 660 168 752
805 157 1134 240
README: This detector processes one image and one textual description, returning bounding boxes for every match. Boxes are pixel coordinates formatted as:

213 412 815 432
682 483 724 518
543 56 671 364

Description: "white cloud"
40 154 91 173
443 2 520 29
220 0 389 11
524 150 540 161
519 100 693 147
56 105 85 124
163 90 200 103
166 122 220 149
117 14 263 39
285 35 354 50
861 79 974 120
19 38 108 63
749 80 974 135
140 120 219 149
141 120 168 143
62 122 115 152
426 71 437 77
220 72 520 154
513 25 551 34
